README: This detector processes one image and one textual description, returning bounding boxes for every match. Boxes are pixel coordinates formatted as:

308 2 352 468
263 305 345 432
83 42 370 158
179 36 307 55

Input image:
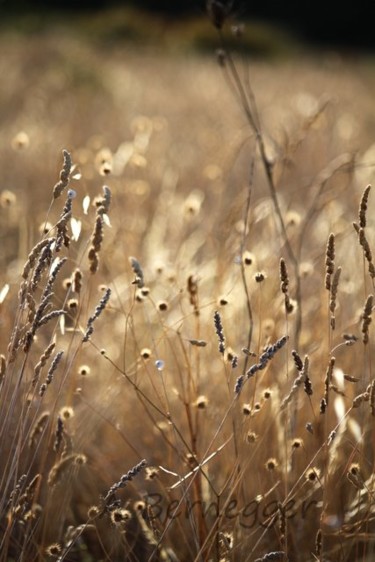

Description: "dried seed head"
39 221 54 235
218 296 229 306
361 294 373 344
62 278 72 290
325 233 335 290
359 185 371 228
110 508 132 526
78 365 91 376
145 466 159 480
134 500 146 512
286 210 302 228
59 406 74 420
225 347 236 363
157 300 168 312
45 543 61 556
263 389 272 399
195 395 208 409
291 438 304 449
243 251 255 266
0 189 17 208
348 462 360 476
72 269 83 293
140 348 152 360
242 403 251 416
214 310 225 354
74 454 87 466
129 257 144 288
265 458 278 471
67 298 79 311
11 130 30 150
88 505 100 519
279 258 289 294
306 467 320 482
254 271 266 283
247 431 258 443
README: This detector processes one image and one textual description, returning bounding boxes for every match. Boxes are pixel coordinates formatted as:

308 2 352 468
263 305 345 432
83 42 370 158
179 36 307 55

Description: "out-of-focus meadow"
1 7 375 561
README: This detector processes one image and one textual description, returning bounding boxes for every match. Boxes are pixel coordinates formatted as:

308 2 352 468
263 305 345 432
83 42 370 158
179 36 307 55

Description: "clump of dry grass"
0 9 375 562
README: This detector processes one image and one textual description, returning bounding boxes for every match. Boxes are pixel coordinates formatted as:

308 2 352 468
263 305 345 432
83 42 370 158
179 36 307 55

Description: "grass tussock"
0 8 375 562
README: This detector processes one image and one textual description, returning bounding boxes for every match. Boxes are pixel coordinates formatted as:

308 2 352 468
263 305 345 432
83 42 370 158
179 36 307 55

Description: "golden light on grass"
0 17 374 562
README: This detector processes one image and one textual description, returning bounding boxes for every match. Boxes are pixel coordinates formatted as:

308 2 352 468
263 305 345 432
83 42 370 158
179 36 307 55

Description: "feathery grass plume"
54 415 64 452
236 336 288 394
36 308 66 330
12 474 41 519
39 350 64 397
87 186 112 274
187 274 199 315
8 476 41 522
24 258 67 351
43 257 67 298
358 184 371 228
55 191 75 252
32 341 56 386
129 256 144 288
53 149 72 200
24 294 65 352
361 294 373 344
358 228 375 278
29 412 50 448
329 266 341 330
48 453 87 487
29 239 54 292
325 233 335 291
302 356 312 396
279 257 293 313
322 356 335 409
82 287 111 342
6 474 27 510
214 310 226 355
352 391 370 408
281 354 310 410
26 293 36 323
96 185 112 217
291 349 303 371
88 216 103 274
72 268 83 293
103 459 147 505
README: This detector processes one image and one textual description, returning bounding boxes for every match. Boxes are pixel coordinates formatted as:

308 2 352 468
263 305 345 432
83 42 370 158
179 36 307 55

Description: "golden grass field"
1 10 375 562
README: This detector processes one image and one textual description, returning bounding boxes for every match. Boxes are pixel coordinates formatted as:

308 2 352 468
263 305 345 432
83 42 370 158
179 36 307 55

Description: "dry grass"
1 13 375 562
